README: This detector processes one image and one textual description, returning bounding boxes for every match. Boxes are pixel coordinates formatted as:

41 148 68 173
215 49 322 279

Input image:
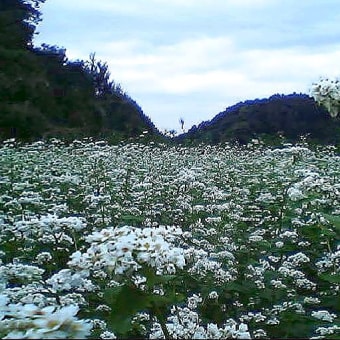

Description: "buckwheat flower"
208 291 219 299
311 310 336 322
220 321 237 338
298 241 311 247
266 317 280 325
100 330 117 339
4 263 45 282
96 304 111 312
271 280 287 289
91 319 107 331
315 325 340 336
279 231 298 239
304 297 321 305
275 241 284 248
59 293 87 307
287 187 305 201
254 280 265 289
206 323 221 338
268 255 281 263
249 235 263 242
187 294 203 310
149 322 166 339
36 252 53 265
165 263 176 274
205 217 222 224
296 278 317 290
85 228 114 243
46 269 95 292
32 304 92 338
253 329 267 338
237 323 251 339
278 266 305 279
285 252 310 267
193 326 207 339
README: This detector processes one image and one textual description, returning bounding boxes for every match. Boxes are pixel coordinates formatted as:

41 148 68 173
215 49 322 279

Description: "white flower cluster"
149 295 251 339
310 76 340 118
287 186 305 201
314 325 340 337
1 139 339 339
39 214 87 232
283 252 310 267
46 269 96 292
0 262 44 283
316 249 340 273
11 214 87 244
185 247 234 283
0 295 92 339
311 310 337 322
68 225 185 276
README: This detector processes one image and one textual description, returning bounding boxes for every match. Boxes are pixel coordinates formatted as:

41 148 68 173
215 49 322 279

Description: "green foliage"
0 0 45 49
179 94 340 146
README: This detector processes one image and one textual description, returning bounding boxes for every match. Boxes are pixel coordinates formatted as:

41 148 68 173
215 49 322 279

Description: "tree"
0 0 46 49
310 77 340 118
179 117 185 133
84 53 117 98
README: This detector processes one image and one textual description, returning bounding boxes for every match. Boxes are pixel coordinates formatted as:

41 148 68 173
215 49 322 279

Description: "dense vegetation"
0 139 339 338
0 0 160 142
1 2 339 338
178 94 340 146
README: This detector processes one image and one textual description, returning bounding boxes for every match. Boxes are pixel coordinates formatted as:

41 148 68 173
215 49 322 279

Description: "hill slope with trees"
178 93 340 145
0 0 161 142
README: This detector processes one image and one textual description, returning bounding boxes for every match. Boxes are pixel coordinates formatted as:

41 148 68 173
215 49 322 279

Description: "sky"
33 0 340 133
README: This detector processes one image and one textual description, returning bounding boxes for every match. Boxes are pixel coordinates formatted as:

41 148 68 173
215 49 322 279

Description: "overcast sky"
34 0 340 132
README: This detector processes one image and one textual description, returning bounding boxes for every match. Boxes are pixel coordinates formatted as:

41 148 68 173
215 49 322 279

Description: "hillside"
178 93 340 145
0 0 161 142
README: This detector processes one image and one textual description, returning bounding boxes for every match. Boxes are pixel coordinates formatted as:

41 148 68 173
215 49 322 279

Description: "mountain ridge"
177 93 340 145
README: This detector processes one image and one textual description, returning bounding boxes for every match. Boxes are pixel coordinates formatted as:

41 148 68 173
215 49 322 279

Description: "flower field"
0 138 339 339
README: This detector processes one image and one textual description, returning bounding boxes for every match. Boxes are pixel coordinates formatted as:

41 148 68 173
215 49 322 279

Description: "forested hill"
0 0 161 142
178 93 340 145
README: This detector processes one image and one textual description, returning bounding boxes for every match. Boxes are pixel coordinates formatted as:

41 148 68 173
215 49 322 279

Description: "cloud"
99 34 340 94
35 0 340 130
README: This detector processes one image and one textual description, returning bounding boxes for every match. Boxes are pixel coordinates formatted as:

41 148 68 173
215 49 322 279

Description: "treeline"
178 93 340 145
0 0 160 142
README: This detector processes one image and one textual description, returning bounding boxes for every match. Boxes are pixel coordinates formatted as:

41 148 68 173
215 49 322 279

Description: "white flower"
0 302 92 339
100 331 117 339
70 225 185 276
237 323 251 339
208 291 219 299
36 252 53 265
249 235 263 242
287 187 305 201
275 241 284 248
312 310 336 322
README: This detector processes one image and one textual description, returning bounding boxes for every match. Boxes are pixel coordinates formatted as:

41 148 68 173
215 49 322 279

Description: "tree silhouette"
179 117 185 133
0 0 45 49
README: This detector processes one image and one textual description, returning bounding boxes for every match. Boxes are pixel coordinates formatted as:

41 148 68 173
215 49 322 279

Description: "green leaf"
323 213 340 232
320 227 336 237
140 265 177 288
319 273 340 284
104 285 151 335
